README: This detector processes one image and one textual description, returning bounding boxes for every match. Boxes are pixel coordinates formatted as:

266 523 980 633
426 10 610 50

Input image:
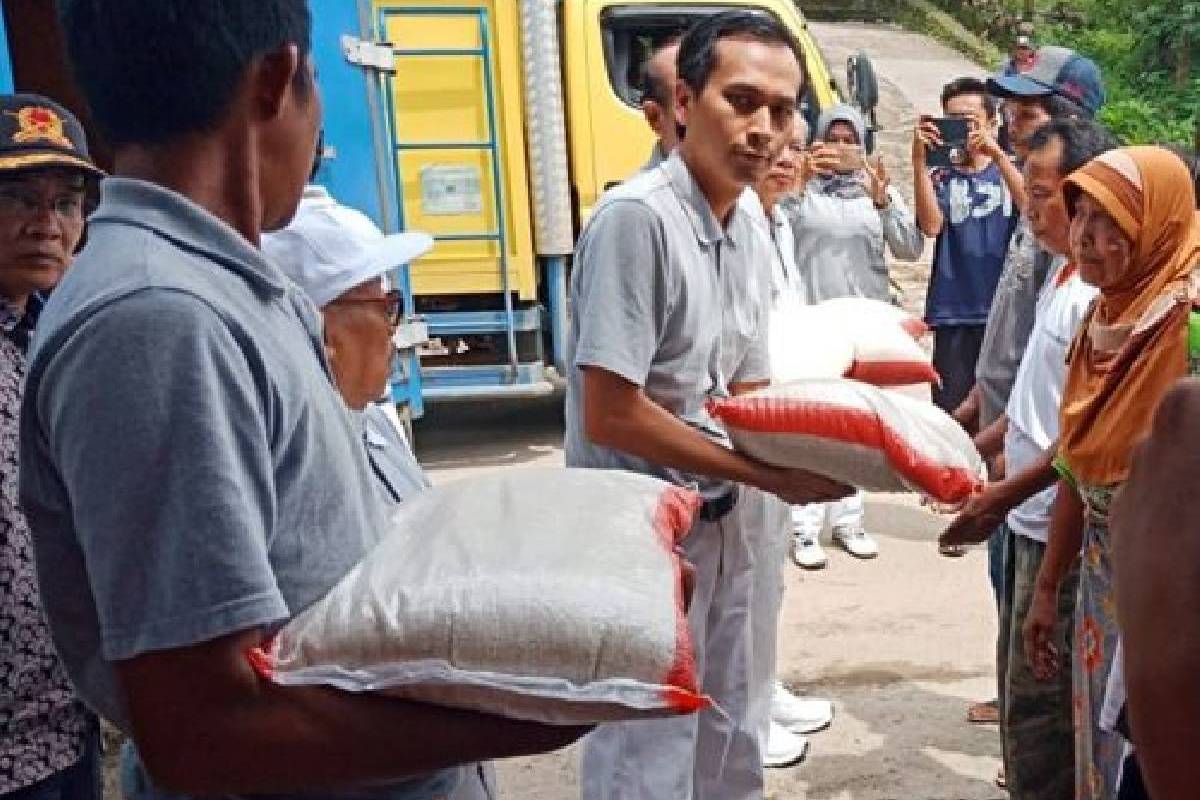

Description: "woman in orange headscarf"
1022 146 1200 800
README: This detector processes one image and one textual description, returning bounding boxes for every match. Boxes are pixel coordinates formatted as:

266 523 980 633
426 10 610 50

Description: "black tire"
847 51 879 117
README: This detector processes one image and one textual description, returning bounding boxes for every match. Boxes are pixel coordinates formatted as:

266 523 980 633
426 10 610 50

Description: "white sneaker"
832 525 879 559
771 682 834 734
763 720 809 768
791 533 828 569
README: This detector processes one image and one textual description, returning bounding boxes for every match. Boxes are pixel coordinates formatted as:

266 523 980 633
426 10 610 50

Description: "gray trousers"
745 489 791 750
580 503 764 800
997 526 1079 800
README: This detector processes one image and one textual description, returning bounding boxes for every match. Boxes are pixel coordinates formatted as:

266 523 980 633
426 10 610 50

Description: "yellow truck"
0 0 880 413
314 0 879 408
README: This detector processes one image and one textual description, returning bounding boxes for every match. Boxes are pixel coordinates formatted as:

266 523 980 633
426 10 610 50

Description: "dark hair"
58 0 312 147
1028 117 1119 215
941 77 998 119
1030 93 1090 121
1162 143 1200 209
1028 117 1118 176
638 33 685 107
677 11 805 95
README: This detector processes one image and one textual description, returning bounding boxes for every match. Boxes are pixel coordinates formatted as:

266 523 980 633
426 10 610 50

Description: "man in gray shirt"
569 12 848 800
638 33 684 172
20 1 583 797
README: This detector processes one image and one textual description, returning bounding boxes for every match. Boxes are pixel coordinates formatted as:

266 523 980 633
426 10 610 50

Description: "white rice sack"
249 468 708 724
708 379 983 503
815 297 930 339
884 382 935 404
770 299 937 387
837 314 939 387
768 300 854 381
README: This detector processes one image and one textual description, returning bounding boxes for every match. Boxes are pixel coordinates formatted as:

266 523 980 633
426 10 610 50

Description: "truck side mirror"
847 51 880 154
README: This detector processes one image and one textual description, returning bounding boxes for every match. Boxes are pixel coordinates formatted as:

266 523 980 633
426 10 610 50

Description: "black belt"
699 487 739 522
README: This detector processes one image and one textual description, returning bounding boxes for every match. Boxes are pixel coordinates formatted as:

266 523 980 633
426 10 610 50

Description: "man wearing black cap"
0 93 103 800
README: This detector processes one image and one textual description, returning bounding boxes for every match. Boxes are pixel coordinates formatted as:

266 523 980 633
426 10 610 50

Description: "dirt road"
413 22 1006 800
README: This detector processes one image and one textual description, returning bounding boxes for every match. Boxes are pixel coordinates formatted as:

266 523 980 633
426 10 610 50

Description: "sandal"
967 698 999 724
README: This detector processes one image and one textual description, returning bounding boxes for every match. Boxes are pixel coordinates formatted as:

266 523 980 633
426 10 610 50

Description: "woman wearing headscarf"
787 103 925 569
1023 146 1200 800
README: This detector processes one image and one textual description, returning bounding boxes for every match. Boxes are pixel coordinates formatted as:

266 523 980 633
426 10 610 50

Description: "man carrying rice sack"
19 1 586 797
565 12 850 799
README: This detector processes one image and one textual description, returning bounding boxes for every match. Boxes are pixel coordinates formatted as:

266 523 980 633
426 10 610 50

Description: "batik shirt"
0 295 92 792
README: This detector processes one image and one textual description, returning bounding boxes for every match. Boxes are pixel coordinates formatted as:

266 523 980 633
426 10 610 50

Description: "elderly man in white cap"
262 184 498 799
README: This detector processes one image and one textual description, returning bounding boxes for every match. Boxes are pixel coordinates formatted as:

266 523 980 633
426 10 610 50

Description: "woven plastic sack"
816 297 930 339
769 299 937 387
709 379 983 503
249 468 708 724
768 299 854 381
840 314 939 387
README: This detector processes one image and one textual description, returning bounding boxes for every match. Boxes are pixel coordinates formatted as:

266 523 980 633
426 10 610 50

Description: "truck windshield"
600 5 821 140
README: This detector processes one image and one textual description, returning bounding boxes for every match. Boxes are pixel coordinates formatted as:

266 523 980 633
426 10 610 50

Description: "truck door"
373 2 537 305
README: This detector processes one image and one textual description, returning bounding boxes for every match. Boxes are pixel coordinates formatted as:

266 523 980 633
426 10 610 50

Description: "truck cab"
323 0 857 413
0 0 878 425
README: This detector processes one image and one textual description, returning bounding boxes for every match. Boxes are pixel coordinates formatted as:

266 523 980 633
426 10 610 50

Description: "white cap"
263 186 434 308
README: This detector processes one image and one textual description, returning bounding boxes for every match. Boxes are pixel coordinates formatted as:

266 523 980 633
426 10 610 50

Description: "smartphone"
925 117 971 168
830 143 866 172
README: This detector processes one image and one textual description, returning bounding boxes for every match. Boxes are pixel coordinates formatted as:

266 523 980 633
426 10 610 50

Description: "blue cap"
987 45 1105 117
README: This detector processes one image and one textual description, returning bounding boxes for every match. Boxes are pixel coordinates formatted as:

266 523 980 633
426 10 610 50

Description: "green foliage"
929 0 1199 145
1045 17 1198 145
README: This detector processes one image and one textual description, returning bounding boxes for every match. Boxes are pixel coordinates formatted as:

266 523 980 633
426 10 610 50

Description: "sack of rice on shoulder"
709 379 983 503
249 468 708 724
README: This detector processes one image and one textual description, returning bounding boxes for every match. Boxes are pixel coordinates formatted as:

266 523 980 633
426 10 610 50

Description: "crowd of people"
0 2 1198 800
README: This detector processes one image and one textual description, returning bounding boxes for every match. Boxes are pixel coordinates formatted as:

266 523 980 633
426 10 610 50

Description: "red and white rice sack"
709 379 983 503
816 297 930 339
768 299 855 381
249 468 708 724
768 298 938 387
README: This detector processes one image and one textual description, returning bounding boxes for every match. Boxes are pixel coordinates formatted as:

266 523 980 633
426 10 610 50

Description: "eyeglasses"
326 289 403 326
0 185 85 222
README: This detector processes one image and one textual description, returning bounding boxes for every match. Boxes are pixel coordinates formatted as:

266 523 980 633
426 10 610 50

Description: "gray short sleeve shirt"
975 217 1054 425
19 179 392 735
361 403 431 505
564 153 768 497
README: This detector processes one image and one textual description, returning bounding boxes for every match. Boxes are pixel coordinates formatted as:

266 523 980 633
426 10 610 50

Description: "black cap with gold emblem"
0 93 103 179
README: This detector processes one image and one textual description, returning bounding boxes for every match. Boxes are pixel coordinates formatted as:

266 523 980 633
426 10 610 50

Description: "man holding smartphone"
912 77 1019 414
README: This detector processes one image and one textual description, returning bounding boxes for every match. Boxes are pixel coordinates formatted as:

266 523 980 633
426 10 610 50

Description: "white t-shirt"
1004 258 1098 543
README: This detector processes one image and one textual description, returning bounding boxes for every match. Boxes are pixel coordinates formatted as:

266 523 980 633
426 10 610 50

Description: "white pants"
580 502 763 800
743 488 792 752
791 490 865 538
